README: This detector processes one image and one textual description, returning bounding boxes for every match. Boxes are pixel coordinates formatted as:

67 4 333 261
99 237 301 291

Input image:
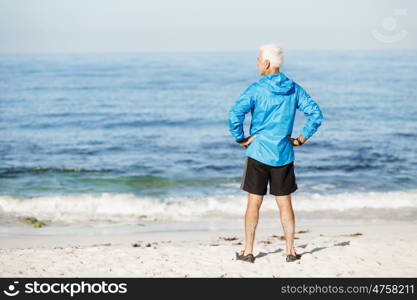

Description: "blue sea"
0 50 416 228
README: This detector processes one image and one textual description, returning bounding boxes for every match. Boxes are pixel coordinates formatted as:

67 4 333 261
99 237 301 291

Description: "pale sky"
0 0 416 53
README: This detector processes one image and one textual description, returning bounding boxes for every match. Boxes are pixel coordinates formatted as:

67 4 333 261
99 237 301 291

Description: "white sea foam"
0 190 416 223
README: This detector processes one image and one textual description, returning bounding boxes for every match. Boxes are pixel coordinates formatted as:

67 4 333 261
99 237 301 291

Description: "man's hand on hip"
287 135 307 147
238 135 257 148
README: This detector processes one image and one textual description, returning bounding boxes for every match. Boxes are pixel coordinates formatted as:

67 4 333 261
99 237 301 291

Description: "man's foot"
285 251 301 262
288 247 301 258
286 254 299 262
239 249 252 256
236 250 255 263
288 252 301 258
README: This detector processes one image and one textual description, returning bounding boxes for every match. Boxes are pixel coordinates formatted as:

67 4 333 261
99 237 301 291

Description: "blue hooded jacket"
228 72 324 166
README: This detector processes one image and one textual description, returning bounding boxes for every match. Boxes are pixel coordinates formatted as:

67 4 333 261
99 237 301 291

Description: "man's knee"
247 194 263 210
275 194 292 206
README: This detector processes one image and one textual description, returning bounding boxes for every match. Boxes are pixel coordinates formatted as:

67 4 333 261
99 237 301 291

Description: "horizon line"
0 48 416 55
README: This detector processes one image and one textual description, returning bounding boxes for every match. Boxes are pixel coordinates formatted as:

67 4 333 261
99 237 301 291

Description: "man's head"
257 44 284 76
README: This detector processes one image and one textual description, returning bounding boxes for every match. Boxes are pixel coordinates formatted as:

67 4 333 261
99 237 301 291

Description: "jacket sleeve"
228 84 256 142
296 85 324 140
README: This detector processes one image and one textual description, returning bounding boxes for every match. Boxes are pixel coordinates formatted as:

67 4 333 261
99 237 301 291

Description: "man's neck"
264 68 280 75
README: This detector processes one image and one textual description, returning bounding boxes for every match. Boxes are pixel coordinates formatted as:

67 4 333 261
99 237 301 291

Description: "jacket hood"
259 72 295 95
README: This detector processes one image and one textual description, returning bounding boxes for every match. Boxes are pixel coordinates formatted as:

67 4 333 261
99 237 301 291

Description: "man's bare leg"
275 194 297 256
241 193 264 255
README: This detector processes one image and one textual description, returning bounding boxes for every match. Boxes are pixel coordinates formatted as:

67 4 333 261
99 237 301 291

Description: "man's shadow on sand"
255 241 350 259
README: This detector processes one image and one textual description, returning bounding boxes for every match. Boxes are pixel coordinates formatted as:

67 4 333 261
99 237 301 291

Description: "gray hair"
259 44 284 69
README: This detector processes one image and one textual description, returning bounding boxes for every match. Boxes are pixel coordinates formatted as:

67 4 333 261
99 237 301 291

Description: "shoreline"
1 220 417 277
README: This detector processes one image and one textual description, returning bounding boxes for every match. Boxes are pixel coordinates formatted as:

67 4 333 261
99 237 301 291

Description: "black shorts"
240 156 298 196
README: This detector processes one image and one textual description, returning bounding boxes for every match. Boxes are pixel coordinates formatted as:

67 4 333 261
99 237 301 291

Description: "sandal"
286 253 301 262
236 250 256 263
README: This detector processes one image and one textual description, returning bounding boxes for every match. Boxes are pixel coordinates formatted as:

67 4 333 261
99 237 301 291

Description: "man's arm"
296 85 324 143
228 84 256 143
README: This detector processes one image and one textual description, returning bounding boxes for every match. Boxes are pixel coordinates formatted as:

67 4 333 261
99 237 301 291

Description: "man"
228 44 324 263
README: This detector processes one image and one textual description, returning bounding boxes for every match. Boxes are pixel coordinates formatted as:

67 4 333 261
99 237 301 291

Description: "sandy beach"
1 220 417 277
2 0 417 284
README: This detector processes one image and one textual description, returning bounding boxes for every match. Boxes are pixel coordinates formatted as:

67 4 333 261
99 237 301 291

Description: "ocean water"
0 50 417 226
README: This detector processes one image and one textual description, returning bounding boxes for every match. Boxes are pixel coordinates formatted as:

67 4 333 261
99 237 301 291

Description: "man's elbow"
314 109 324 126
317 113 324 126
314 115 324 132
